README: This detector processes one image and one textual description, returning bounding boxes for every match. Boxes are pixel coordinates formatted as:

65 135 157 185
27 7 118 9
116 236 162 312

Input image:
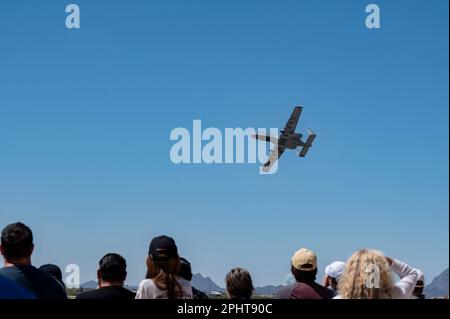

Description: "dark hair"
39 264 63 281
225 268 254 299
329 276 338 287
291 266 317 283
39 264 66 290
178 257 193 281
98 253 127 283
1 222 33 259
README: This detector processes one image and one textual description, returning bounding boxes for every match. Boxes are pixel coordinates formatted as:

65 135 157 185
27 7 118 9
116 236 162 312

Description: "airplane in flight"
252 106 316 172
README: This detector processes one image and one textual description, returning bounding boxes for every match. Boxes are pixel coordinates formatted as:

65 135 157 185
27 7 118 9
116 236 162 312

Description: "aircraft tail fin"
299 129 316 157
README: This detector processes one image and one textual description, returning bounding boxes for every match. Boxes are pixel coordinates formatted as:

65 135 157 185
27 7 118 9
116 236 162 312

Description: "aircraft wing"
283 106 303 134
261 144 286 172
252 134 279 144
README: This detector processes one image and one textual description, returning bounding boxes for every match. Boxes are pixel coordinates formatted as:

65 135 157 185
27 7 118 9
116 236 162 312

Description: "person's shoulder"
77 287 135 300
117 286 136 298
0 274 37 299
275 284 295 299
312 282 335 299
76 289 100 299
136 279 158 299
0 265 20 276
138 278 156 288
277 284 295 291
137 278 159 293
2 265 66 299
16 265 48 279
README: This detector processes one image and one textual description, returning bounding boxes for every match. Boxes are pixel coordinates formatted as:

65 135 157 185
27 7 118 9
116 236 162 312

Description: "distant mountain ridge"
425 268 449 298
191 273 281 295
80 280 97 289
191 273 225 293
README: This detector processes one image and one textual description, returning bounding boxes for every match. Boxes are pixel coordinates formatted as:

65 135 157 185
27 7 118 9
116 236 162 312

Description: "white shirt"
135 277 193 299
390 258 422 299
334 258 421 299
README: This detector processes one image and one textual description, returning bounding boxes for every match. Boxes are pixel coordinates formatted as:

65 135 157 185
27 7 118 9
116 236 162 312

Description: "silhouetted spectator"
39 264 66 292
76 253 135 299
225 268 254 299
178 257 208 299
0 222 66 299
135 236 192 299
276 248 334 299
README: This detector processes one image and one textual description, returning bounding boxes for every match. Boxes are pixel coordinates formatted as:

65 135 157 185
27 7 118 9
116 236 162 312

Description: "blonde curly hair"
338 249 395 299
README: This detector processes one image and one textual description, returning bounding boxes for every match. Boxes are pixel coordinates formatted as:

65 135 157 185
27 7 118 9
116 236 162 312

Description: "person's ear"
30 244 35 256
0 245 4 256
97 270 102 280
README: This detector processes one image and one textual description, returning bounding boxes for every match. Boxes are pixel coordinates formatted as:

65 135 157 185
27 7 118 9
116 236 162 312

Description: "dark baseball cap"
148 235 178 261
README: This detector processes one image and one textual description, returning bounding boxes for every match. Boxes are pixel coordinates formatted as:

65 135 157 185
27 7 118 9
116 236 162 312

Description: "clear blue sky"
0 0 448 287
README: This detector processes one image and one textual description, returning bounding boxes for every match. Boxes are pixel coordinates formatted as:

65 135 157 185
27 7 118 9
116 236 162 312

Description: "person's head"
339 249 394 299
97 253 127 287
291 248 318 283
39 264 65 290
0 222 34 265
178 257 193 281
412 273 425 297
225 268 254 299
145 235 181 299
39 264 63 281
324 261 346 289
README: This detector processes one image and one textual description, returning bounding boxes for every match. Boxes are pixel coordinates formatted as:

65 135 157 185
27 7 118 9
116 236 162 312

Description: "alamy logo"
365 264 381 288
170 107 316 174
65 264 80 288
65 4 80 29
365 4 381 29
170 120 280 174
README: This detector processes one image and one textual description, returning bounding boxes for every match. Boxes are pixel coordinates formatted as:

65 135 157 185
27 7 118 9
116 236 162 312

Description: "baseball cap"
325 261 346 279
148 235 178 261
291 248 317 271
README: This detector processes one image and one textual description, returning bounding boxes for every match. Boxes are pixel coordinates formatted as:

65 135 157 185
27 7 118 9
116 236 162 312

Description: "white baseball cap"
325 261 346 279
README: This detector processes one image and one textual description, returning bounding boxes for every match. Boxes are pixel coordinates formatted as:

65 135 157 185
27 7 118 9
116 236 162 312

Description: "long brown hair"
146 256 182 299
